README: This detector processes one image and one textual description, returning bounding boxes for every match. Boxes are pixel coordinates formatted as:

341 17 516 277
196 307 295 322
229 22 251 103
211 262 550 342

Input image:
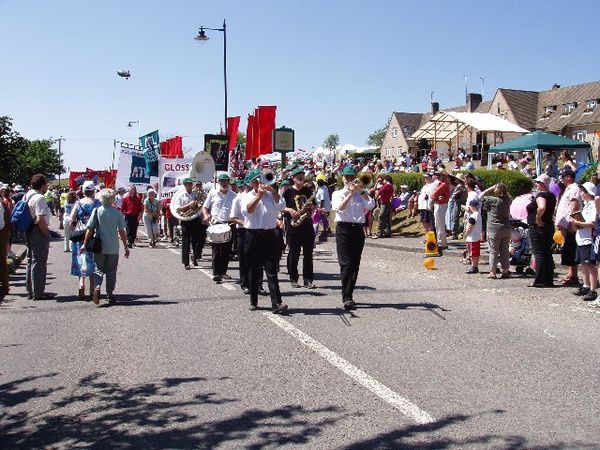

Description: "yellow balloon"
553 229 565 245
423 258 436 270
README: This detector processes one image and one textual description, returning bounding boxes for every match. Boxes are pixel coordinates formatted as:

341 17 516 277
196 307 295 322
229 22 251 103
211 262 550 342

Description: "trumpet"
358 171 374 188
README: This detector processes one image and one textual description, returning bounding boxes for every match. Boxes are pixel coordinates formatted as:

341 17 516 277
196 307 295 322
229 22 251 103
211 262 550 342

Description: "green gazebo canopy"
489 130 590 154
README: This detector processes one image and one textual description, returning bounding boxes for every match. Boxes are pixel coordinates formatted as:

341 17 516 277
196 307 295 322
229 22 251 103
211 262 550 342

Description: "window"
574 130 587 142
562 102 577 115
403 126 414 136
391 127 398 138
541 105 556 119
584 99 598 113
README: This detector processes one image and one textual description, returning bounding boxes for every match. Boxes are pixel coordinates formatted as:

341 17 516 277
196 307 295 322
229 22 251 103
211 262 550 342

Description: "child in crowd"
571 182 598 302
464 198 482 274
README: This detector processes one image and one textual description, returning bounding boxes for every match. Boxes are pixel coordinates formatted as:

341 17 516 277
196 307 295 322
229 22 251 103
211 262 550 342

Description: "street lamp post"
195 19 227 136
127 120 141 140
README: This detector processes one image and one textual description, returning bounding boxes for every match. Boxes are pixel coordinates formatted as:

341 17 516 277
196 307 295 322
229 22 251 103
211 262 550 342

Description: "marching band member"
230 179 250 293
203 173 236 284
332 166 375 310
283 167 316 289
241 169 288 314
172 177 201 270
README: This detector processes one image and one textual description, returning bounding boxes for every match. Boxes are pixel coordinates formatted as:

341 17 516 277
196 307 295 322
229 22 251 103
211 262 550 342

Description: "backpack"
10 193 36 232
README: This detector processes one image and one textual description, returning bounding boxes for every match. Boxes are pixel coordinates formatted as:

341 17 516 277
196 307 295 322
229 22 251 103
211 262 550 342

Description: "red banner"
226 116 240 152
69 169 116 190
246 114 255 160
257 105 276 155
160 136 183 158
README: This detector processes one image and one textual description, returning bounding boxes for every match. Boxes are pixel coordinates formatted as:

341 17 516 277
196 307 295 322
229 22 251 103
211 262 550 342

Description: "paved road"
1 223 599 449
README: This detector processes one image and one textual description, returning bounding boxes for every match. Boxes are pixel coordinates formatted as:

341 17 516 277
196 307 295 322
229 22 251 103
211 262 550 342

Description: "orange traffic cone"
424 231 440 257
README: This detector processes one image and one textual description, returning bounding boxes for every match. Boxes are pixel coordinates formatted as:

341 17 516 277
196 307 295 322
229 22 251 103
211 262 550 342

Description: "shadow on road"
341 409 599 449
0 372 350 449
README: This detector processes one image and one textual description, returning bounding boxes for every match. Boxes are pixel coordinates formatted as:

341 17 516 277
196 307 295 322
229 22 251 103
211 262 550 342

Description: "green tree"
236 131 246 146
323 133 339 153
0 116 63 186
366 118 391 148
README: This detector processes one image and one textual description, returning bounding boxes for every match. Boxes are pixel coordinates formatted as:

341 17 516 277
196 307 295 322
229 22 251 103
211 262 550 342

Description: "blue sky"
2 0 599 171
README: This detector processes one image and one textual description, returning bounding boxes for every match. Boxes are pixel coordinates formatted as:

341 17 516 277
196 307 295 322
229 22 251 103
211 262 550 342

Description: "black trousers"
231 227 238 256
529 225 554 286
245 229 281 307
198 224 208 259
212 237 232 276
124 214 139 245
286 225 315 282
336 222 366 302
181 217 202 266
237 228 248 288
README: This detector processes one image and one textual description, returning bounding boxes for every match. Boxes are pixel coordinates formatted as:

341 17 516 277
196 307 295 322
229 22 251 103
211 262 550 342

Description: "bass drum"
206 223 232 244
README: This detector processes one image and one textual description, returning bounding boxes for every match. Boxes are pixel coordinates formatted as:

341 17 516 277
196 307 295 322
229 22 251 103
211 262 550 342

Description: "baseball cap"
341 166 357 176
235 179 245 187
291 167 305 176
217 173 230 182
534 173 550 187
245 169 261 184
82 181 96 192
182 177 196 184
560 167 575 178
582 181 597 197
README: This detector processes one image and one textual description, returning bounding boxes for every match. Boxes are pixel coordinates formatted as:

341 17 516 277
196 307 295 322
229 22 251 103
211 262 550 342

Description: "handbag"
84 208 102 253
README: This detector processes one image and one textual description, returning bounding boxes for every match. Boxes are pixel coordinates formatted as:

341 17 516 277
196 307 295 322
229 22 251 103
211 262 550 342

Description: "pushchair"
509 219 534 276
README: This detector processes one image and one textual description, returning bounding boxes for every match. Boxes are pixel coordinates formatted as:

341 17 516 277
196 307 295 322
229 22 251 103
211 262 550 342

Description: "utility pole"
480 76 486 100
56 137 64 186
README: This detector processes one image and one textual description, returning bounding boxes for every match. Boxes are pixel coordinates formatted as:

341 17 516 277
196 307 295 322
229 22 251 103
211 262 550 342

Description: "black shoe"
242 287 250 294
573 286 590 296
290 280 301 288
249 304 258 311
582 291 598 301
465 267 479 274
304 281 316 289
192 258 198 266
213 276 223 284
107 296 116 305
272 304 288 315
258 287 269 296
343 300 357 310
185 265 191 270
127 243 133 249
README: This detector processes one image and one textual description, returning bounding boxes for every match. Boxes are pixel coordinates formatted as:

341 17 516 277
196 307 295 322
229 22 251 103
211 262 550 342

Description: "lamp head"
194 27 209 42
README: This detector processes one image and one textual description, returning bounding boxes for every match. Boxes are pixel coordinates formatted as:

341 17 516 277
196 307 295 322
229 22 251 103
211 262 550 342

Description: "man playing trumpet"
331 166 375 310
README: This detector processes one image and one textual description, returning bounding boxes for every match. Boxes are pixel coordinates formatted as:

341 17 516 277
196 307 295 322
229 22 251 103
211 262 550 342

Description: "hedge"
576 163 597 184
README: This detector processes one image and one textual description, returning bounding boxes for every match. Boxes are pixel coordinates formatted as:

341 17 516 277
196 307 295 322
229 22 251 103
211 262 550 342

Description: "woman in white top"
62 191 77 252
143 189 160 247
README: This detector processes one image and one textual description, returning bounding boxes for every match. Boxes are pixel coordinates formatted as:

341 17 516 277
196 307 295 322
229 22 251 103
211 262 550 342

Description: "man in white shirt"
241 169 288 314
555 167 582 285
25 174 56 300
172 177 202 270
230 179 250 293
331 166 375 310
203 173 236 283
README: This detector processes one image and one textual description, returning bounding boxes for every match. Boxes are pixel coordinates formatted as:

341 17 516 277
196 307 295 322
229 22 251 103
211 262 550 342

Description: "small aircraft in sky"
116 69 131 80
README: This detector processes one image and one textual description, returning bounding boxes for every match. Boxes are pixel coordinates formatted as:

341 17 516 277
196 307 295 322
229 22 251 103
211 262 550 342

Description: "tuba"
259 168 278 185
170 152 215 221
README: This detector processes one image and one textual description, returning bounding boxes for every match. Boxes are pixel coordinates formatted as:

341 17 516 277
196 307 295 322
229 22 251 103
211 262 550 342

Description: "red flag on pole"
160 136 183 158
257 105 277 155
253 108 261 160
226 116 240 152
246 114 255 160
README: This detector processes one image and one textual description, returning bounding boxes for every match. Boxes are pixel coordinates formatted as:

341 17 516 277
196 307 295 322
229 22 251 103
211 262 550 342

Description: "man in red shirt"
432 169 451 249
375 175 394 238
121 186 143 248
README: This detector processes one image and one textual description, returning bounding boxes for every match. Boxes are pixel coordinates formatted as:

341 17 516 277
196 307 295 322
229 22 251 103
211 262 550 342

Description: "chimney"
552 83 561 90
431 102 439 115
467 93 482 112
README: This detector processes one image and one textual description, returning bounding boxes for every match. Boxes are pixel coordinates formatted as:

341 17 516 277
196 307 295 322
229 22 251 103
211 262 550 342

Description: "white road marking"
543 329 556 338
263 313 435 425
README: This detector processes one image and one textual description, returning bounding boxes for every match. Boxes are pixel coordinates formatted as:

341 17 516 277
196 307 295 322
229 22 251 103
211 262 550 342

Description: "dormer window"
541 105 556 119
403 126 414 136
584 99 598 113
562 102 577 115
391 127 398 138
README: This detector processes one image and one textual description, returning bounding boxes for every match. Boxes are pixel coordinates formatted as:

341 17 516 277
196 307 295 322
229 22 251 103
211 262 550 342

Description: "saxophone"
290 192 316 227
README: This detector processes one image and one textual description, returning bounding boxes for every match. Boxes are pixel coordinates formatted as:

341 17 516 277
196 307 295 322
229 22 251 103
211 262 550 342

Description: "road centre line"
263 313 435 425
